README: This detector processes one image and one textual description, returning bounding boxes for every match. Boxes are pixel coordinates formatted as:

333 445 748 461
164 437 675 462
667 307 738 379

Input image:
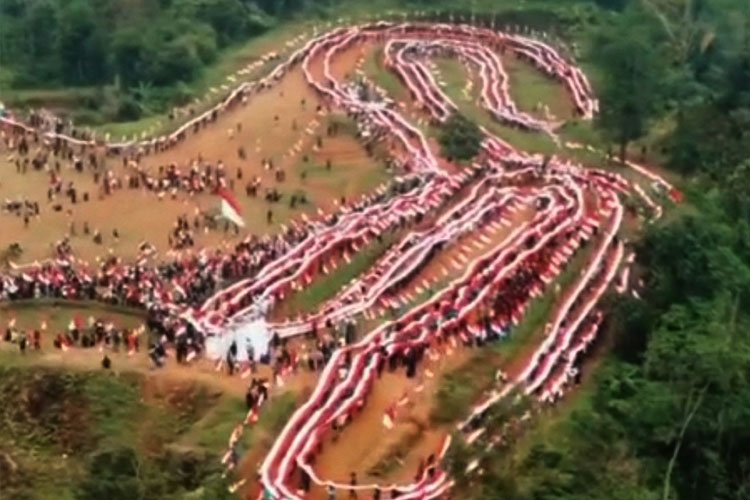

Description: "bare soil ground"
1 63 388 264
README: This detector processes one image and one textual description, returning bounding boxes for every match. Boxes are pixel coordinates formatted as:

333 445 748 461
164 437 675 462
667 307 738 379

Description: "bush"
430 371 477 423
115 96 142 122
438 113 483 162
168 82 195 108
146 37 203 87
75 446 143 500
176 19 219 64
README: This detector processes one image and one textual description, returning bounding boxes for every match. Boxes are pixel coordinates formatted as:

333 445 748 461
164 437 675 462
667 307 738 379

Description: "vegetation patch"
0 365 272 500
273 231 399 318
438 113 484 162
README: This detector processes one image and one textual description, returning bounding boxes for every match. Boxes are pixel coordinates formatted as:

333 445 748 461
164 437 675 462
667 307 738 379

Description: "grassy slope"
0 362 297 500
0 300 145 334
432 57 558 155
91 24 310 138
273 230 398 318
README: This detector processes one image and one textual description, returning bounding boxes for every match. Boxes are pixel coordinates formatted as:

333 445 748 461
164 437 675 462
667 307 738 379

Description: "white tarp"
204 318 271 361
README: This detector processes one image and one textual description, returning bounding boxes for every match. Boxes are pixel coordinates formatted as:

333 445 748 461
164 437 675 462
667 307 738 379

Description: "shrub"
438 113 483 162
115 96 142 122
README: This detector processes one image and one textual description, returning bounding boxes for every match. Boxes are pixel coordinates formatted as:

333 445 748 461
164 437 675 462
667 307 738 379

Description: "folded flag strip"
0 21 681 500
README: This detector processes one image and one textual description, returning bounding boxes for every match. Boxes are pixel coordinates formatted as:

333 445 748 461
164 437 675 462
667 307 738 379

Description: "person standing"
349 472 358 499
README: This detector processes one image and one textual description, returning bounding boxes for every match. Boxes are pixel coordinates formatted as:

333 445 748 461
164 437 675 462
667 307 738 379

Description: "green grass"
431 347 499 423
498 373 596 463
362 47 407 100
183 389 297 453
431 57 559 155
81 372 142 446
256 391 298 435
0 360 299 500
504 54 575 120
298 161 389 196
0 367 141 499
94 114 170 141
276 231 399 316
1 87 100 108
183 394 251 451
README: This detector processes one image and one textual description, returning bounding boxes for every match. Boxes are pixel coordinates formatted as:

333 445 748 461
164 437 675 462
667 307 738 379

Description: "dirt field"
1 62 389 264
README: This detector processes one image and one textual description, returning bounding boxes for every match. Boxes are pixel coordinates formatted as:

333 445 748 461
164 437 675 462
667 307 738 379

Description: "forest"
0 0 317 88
0 0 316 123
1 0 750 499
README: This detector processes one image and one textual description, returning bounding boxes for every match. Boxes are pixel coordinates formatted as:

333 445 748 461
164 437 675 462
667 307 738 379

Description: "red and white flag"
217 187 245 228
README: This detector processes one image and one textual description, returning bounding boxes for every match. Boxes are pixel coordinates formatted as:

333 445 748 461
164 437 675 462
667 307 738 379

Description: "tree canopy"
439 113 483 162
0 0 275 89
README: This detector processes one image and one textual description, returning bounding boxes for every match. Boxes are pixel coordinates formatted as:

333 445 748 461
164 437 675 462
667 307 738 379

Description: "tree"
595 7 665 161
146 36 202 86
115 95 142 122
112 28 150 88
59 0 109 85
438 113 483 162
195 0 249 46
593 0 630 11
723 159 750 220
26 0 60 80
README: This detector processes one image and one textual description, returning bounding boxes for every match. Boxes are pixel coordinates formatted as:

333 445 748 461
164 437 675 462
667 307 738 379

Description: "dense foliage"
439 113 483 162
0 0 279 88
0 0 284 123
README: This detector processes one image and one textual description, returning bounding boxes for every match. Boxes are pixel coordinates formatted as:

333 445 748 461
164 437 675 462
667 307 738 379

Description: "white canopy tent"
204 318 272 362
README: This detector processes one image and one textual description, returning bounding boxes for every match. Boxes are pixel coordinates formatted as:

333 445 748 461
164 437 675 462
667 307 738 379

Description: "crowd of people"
2 313 144 359
0 19 677 500
0 117 432 370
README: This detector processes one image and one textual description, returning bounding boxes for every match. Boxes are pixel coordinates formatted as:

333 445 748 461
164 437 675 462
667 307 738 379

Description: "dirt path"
304 347 470 499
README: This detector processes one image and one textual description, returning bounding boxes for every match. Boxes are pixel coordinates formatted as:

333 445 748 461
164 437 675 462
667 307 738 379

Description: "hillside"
1 1 750 500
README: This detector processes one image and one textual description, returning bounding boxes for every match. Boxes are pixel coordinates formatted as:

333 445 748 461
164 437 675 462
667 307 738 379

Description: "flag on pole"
217 187 245 227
